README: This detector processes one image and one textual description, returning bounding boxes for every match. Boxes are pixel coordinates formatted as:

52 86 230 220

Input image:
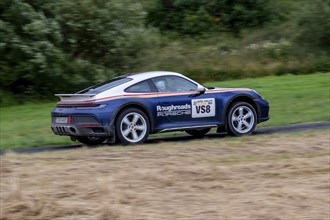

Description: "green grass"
205 72 330 126
1 72 329 150
0 103 72 150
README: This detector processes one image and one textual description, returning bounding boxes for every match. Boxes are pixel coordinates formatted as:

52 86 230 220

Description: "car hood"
208 87 252 91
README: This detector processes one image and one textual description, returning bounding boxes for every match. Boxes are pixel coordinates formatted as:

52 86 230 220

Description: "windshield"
77 77 133 94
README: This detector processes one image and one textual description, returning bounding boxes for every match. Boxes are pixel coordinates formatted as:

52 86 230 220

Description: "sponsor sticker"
156 104 191 117
191 98 215 118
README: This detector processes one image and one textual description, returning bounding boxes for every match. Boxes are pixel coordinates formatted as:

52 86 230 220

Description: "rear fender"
110 102 155 133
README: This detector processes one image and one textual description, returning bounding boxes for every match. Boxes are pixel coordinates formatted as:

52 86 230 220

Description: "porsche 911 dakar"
51 71 269 145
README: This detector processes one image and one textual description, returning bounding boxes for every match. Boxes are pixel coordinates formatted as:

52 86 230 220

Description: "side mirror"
197 85 206 94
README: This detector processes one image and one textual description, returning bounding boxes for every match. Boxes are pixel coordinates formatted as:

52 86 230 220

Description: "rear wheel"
227 102 257 136
185 128 211 138
75 136 106 145
116 108 150 144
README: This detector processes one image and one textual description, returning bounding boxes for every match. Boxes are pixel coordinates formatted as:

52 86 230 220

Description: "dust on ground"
1 131 329 220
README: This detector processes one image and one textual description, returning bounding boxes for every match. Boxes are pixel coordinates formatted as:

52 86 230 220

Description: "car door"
152 75 219 128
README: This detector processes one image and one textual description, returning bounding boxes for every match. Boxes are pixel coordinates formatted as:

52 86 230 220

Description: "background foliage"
0 0 329 105
146 0 275 35
0 0 157 102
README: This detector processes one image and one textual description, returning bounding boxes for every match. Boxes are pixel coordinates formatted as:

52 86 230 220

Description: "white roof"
128 71 184 81
56 71 202 102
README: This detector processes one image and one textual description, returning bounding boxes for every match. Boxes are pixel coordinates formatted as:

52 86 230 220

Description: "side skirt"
158 124 218 133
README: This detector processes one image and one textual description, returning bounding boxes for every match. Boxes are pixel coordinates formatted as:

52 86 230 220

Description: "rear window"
77 77 132 94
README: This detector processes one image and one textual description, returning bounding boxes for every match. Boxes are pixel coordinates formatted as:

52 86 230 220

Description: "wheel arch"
111 102 154 133
223 95 259 123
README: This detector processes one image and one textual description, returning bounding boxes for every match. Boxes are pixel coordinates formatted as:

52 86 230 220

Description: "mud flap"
216 126 227 134
106 135 116 144
106 125 116 144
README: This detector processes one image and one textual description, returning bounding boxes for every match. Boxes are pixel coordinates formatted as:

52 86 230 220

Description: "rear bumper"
51 123 115 137
51 111 115 137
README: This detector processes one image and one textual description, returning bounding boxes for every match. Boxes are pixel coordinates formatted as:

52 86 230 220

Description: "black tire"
227 102 257 136
75 136 106 145
185 128 211 137
115 108 150 144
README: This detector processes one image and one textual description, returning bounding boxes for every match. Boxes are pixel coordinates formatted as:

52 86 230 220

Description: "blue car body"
51 71 269 144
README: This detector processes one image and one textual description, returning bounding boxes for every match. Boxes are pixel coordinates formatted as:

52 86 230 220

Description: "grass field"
1 72 329 150
205 72 330 126
1 131 329 219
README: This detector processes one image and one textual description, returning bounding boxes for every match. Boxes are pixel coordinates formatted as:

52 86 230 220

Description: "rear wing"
54 94 96 102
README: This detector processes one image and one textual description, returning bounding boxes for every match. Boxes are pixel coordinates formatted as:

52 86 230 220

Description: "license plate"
55 117 68 124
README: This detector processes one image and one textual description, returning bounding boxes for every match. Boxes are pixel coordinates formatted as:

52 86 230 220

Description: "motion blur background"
1 2 329 219
1 0 329 105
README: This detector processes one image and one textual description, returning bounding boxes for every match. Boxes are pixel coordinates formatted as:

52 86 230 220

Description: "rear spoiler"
54 94 97 102
55 94 96 97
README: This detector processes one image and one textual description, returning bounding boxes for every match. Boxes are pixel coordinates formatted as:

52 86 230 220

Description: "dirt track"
1 131 329 220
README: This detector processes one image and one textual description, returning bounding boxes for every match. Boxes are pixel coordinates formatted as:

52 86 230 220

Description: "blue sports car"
51 71 269 145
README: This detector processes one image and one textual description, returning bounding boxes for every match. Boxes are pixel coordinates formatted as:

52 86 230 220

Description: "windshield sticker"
156 104 191 117
191 98 215 118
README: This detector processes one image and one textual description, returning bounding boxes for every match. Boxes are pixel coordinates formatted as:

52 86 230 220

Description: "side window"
125 80 153 93
152 76 197 92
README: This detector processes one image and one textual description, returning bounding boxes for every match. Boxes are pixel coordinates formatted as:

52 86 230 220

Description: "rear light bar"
57 103 106 109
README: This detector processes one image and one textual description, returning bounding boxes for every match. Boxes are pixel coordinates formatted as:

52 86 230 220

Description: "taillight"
68 115 73 123
56 103 106 109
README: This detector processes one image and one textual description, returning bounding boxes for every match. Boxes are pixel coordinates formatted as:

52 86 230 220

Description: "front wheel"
75 136 106 145
115 108 150 144
227 102 257 136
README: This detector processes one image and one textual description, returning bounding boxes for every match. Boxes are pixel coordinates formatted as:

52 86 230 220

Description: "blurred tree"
0 0 152 101
0 0 328 104
146 0 275 35
0 0 67 99
295 0 330 52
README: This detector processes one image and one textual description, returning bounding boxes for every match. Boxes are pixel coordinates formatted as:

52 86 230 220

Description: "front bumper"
258 116 270 123
254 98 270 123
